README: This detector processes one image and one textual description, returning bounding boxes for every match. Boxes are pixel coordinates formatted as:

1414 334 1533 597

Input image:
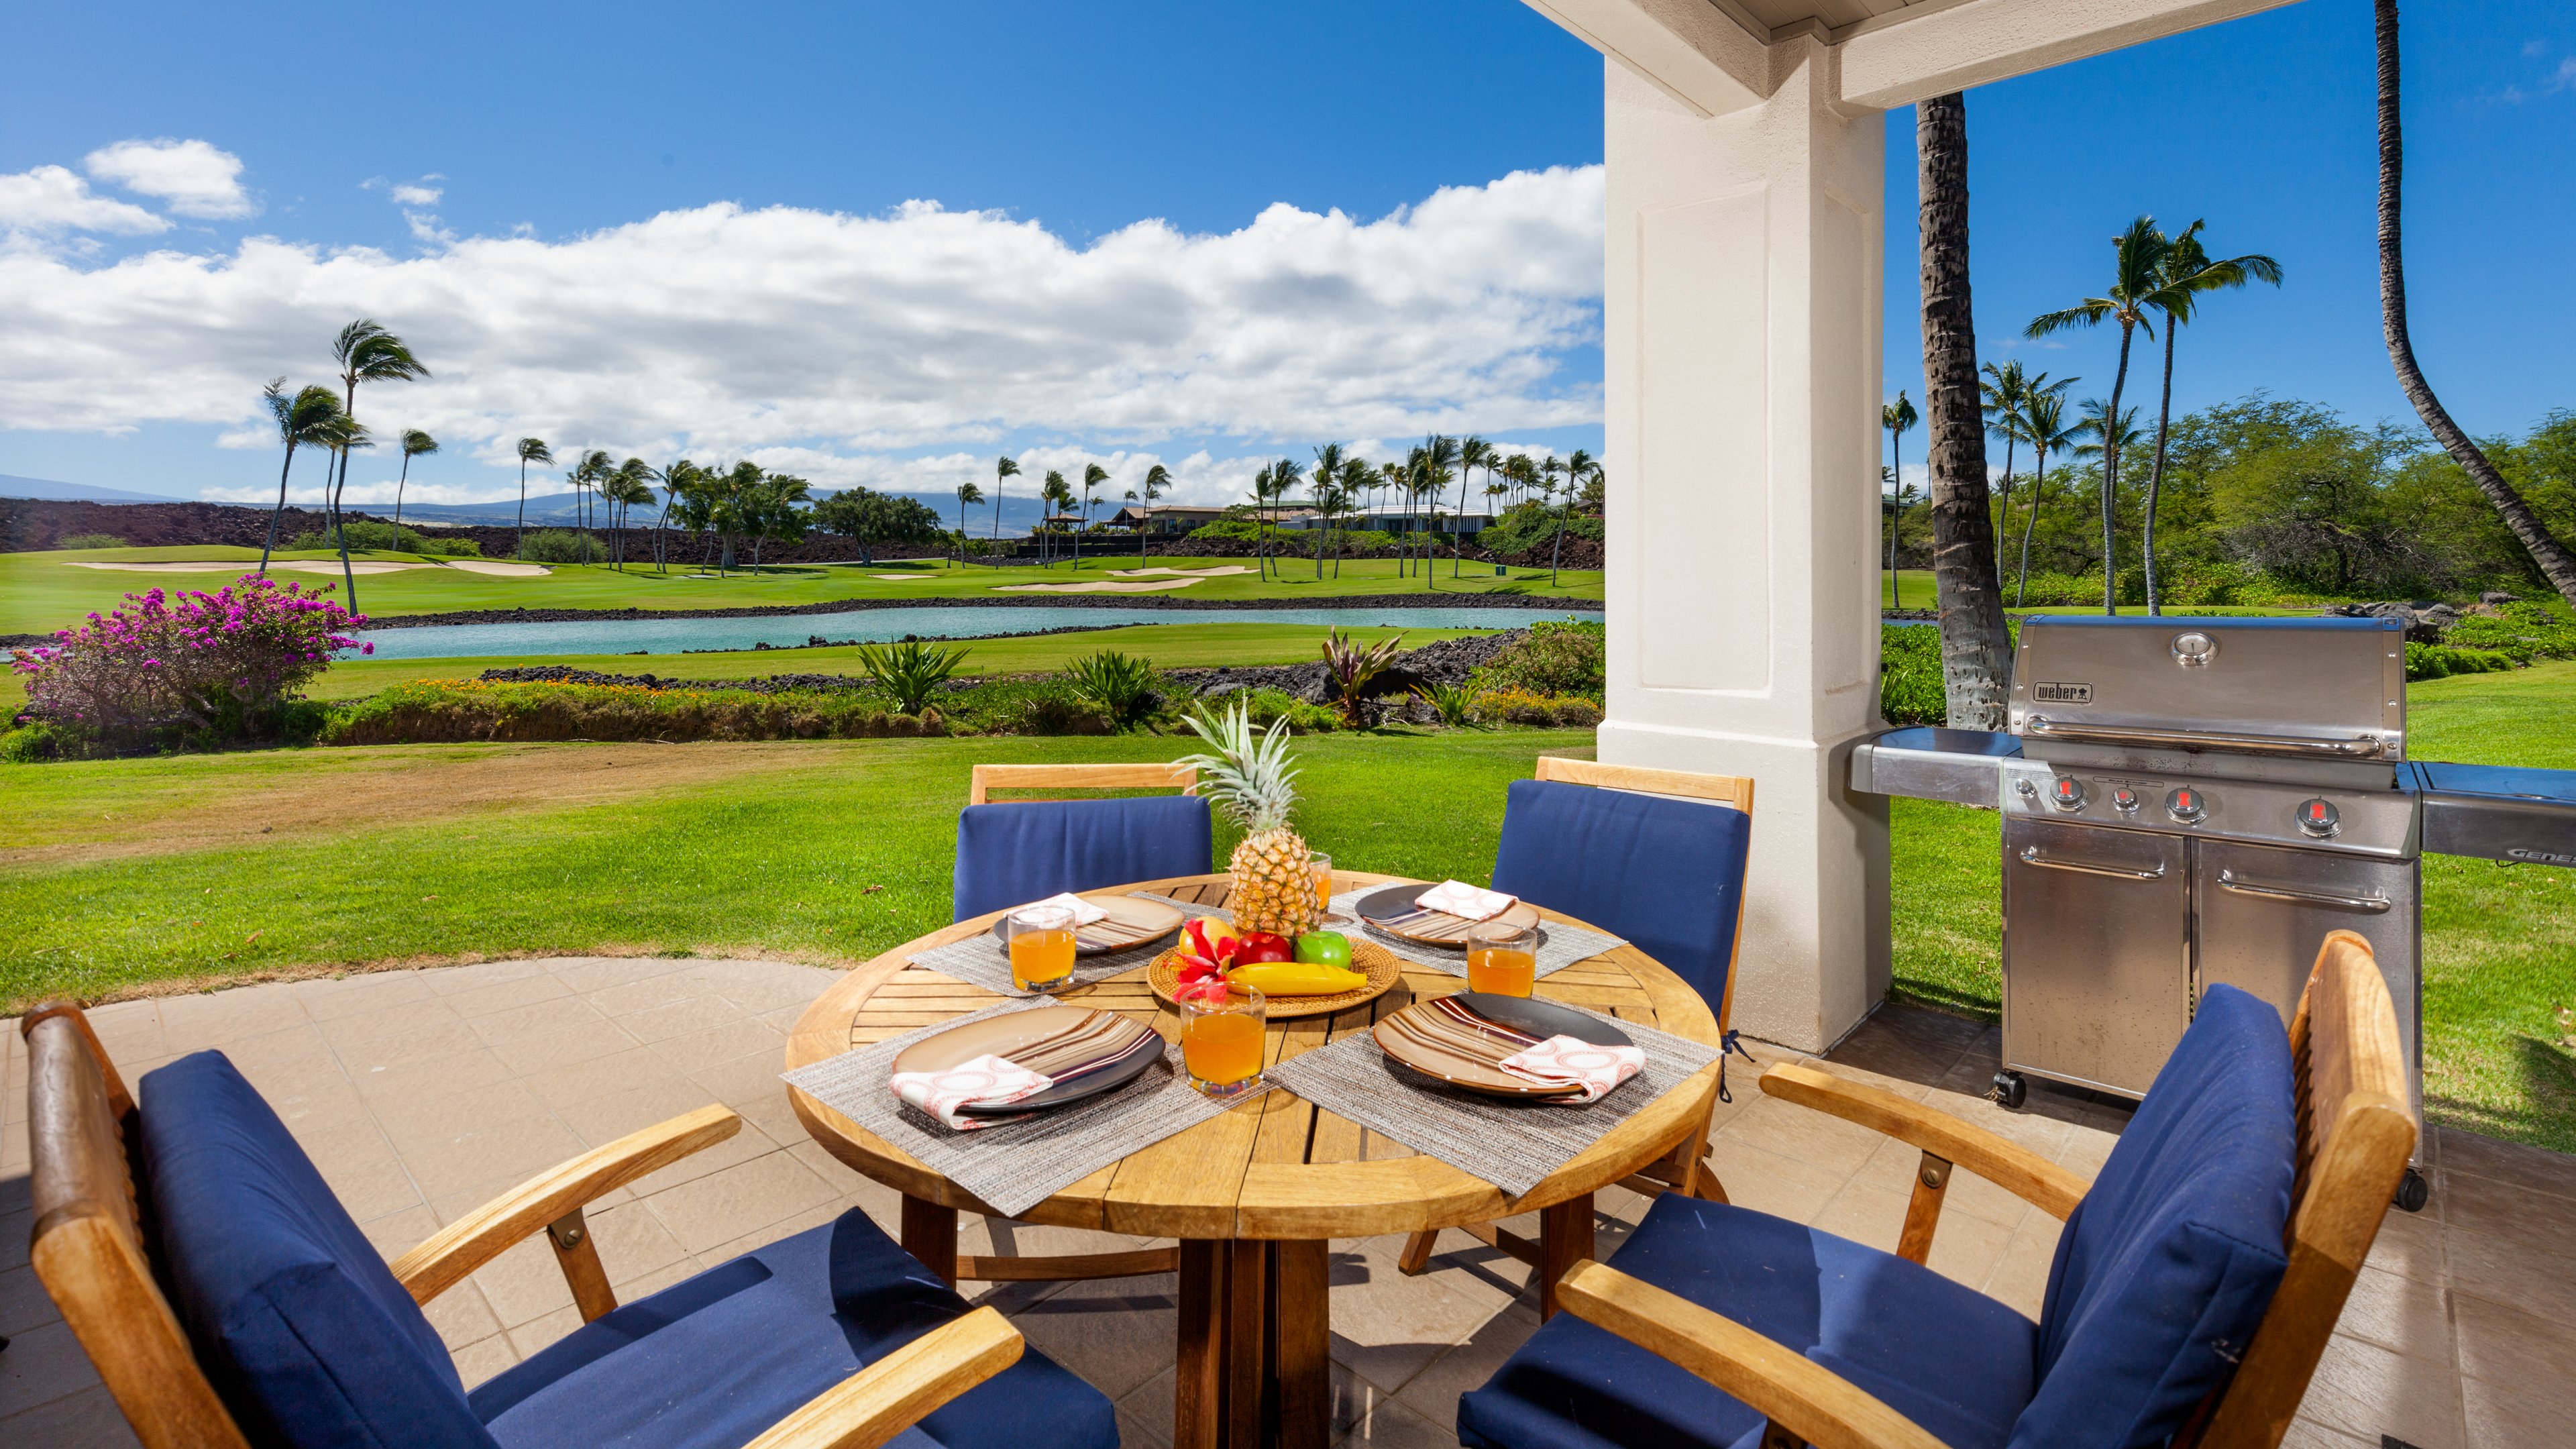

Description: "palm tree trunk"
2102 321 2136 615
1452 468 1467 578
1547 494 1566 586
1887 430 1901 609
1915 91 2014 729
260 442 296 575
329 443 359 611
515 462 529 559
1995 431 2017 563
2019 453 2045 607
2144 321 2180 615
394 455 409 533
2375 0 2576 610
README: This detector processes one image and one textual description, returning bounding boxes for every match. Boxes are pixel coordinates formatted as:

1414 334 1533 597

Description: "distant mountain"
391 492 588 527
0 474 188 504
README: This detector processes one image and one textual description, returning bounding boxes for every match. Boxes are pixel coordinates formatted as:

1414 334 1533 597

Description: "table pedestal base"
1176 1238 1330 1449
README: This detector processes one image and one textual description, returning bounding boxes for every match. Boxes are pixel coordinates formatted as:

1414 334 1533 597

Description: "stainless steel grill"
1851 614 2576 1211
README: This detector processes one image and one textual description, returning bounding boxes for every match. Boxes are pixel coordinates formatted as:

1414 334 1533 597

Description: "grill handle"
2215 869 2392 913
2016 847 2168 881
2022 716 2391 758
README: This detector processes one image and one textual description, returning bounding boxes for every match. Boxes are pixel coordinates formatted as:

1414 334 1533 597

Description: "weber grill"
1852 614 2576 1210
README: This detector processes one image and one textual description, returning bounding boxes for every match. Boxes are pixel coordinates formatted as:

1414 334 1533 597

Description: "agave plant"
1063 650 1162 729
855 639 970 715
1413 680 1478 728
1320 629 1405 727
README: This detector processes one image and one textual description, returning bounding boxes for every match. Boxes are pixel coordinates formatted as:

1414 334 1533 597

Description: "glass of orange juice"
1309 853 1335 917
1465 920 1538 998
1179 983 1267 1099
1004 903 1077 993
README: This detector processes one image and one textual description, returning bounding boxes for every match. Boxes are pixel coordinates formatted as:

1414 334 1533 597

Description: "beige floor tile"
472 1234 581 1329
468 993 611 1046
547 955 698 994
449 1334 523 1392
1714 1089 1897 1178
2442 1218 2576 1328
2451 1288 2576 1390
647 1016 790 1075
2278 1416 2375 1448
314 994 466 1049
0 1320 105 1418
353 1044 521 1106
0 1383 142 1449
2334 1265 2453 1362
639 1146 840 1253
2459 1369 2570 1449
327 1015 488 1073
293 971 437 1021
621 1116 790 1196
2294 1332 2464 1449
2438 1124 2576 1202
2363 1201 2449 1287
1701 1138 1858 1225
612 994 754 1046
1842 1134 2033 1231
1008 1271 1181 1399
700 1201 849 1268
1326 1234 1519 1397
1117 1365 1178 1448
368 1079 553 1152
423 959 559 995
586 1199 695 1283
1976 1216 2060 1321
444 971 578 1020
358 1203 442 1260
488 1017 650 1077
396 1113 592 1203
158 998 322 1057
420 1277 504 1350
1 1263 56 1337
584 969 711 1020
505 1301 587 1360
1338 1389 1458 1449
1391 1299 1540 1422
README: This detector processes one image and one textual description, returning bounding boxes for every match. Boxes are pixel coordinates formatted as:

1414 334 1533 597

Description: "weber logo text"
2032 681 2094 705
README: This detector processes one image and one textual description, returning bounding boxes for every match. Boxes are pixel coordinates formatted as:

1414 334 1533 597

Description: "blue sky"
1 0 2569 509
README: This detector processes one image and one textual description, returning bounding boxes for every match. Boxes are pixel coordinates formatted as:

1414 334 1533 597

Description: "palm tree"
392 429 437 535
2027 217 2174 615
2374 3 2576 609
2072 398 2146 594
1075 463 1110 570
315 413 373 605
1309 443 1347 581
2138 221 2282 613
1554 449 1597 587
1882 393 1918 606
258 379 345 575
572 450 612 559
953 478 984 568
1134 462 1171 568
653 459 695 572
991 455 1020 564
514 437 553 558
1334 455 1372 578
2015 388 2080 606
1979 362 2033 559
1421 435 1460 578
1453 436 1492 576
1040 470 1073 566
321 321 429 598
606 458 657 570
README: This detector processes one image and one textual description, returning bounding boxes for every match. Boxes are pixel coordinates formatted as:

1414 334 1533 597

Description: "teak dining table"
785 871 1725 1449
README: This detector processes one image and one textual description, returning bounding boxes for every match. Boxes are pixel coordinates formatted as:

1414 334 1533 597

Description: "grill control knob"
2110 786 2141 814
2049 776 2087 811
2296 798 2341 838
2165 787 2206 824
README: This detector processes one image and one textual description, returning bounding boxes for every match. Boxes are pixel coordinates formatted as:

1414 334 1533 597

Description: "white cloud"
390 182 443 207
83 139 256 219
0 164 168 235
0 165 1606 499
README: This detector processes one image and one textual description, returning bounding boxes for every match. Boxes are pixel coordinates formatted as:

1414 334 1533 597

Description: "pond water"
349 606 1595 659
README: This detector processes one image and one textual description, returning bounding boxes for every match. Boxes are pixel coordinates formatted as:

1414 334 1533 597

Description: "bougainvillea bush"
9 574 368 753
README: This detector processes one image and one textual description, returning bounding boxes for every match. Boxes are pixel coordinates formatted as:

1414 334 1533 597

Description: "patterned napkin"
890 1054 1054 1130
1413 880 1521 922
1330 888 1624 980
1499 1036 1646 1105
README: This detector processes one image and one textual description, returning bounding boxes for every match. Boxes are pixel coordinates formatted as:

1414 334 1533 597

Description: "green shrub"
516 530 606 563
1 722 86 762
50 533 126 551
285 520 480 556
2444 602 2576 665
1878 625 1947 725
322 679 952 746
1472 618 1605 700
1062 651 1164 728
1474 502 1603 559
1469 688 1601 728
2405 643 2516 681
1414 681 1479 727
855 639 972 714
1234 688 1340 734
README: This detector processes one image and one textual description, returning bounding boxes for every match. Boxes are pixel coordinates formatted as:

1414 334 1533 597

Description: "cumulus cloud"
0 164 169 235
2 164 1604 502
389 181 443 207
84 139 256 219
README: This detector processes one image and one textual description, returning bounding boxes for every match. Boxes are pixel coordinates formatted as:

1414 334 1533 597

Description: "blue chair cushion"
1458 1195 2037 1449
472 1208 1119 1449
953 794 1213 922
140 1051 497 1449
1489 778 1752 1011
2017 983 2295 1447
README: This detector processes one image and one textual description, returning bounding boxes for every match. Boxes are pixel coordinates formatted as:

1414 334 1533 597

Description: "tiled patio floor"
5 955 2570 1447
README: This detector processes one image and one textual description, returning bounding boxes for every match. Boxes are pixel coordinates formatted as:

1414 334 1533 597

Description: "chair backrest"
2012 934 2416 1449
953 791 1215 922
23 1004 254 1449
1489 763 1754 1025
967 761 1197 806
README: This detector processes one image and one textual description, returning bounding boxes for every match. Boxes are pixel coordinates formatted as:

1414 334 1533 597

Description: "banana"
1226 961 1367 996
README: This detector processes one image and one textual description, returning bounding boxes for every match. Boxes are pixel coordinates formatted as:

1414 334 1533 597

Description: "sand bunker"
440 560 551 577
991 578 1205 594
1105 565 1256 578
63 559 549 578
872 574 952 582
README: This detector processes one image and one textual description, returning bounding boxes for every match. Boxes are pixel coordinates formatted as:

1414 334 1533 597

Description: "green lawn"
0 545 1604 636
1893 659 2576 1152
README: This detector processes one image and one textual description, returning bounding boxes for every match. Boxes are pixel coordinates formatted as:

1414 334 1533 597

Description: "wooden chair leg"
900 1195 960 1287
1538 1194 1596 1321
1395 1229 1438 1276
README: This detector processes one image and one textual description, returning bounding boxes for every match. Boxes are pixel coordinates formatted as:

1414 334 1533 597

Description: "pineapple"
1181 702 1323 939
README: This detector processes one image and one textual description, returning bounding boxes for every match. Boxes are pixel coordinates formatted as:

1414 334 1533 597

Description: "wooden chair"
22 1002 1108 1449
1399 756 1756 1280
1464 931 2414 1449
967 761 1197 805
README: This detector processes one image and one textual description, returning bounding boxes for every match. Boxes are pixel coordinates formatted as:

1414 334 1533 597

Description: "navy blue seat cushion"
1458 1195 2037 1449
953 794 1213 922
1489 779 1752 1010
140 1051 498 1449
472 1208 1118 1449
2015 983 2295 1447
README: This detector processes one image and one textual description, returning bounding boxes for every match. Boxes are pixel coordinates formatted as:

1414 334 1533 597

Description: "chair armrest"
1558 1260 1949 1449
1760 1063 2088 1220
744 1307 1024 1449
389 1105 741 1303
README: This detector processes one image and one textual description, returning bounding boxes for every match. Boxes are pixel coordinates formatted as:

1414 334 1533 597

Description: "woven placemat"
905 895 1231 996
1265 1008 1719 1198
1328 888 1625 980
782 998 1270 1218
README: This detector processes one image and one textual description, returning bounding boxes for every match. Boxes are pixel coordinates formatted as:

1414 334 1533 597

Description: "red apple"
1236 932 1295 965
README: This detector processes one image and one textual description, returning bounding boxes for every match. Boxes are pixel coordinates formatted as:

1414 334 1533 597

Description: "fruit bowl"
1145 938 1408 1020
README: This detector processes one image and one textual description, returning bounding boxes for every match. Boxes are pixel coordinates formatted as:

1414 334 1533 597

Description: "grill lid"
2008 616 2407 761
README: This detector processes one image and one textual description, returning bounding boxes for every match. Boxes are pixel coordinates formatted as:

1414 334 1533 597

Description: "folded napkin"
1498 1035 1646 1106
890 1053 1055 1130
1415 879 1519 922
1022 892 1108 926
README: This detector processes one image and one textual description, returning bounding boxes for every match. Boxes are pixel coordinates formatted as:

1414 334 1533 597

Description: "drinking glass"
1003 904 1077 993
1464 920 1538 998
1309 854 1335 918
1179 983 1267 1099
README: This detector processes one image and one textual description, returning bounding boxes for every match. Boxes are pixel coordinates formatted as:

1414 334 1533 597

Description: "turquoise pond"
348 606 1595 659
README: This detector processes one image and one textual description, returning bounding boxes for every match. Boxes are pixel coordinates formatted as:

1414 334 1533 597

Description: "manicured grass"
1892 659 2576 1152
0 545 1604 636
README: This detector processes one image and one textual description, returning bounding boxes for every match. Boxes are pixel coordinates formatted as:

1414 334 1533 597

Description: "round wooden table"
786 871 1723 1449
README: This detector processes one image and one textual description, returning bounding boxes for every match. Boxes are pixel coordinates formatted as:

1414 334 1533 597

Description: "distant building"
1124 504 1228 535
1285 508 1492 536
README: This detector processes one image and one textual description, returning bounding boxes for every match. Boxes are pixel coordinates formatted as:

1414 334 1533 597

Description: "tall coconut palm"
315 413 373 605
392 429 437 534
1554 449 1597 587
1979 363 2033 561
991 455 1020 563
2015 387 2080 606
2027 217 2173 615
1535 455 1566 584
258 378 345 575
1309 443 1347 582
653 459 696 572
2071 398 2146 594
2139 221 2282 612
606 458 658 570
1420 435 1460 578
1334 455 1372 578
1075 463 1110 570
1131 463 1171 568
323 321 429 601
2374 1 2576 610
1882 393 1919 606
514 437 553 557
1453 436 1492 576
953 478 984 568
1039 470 1073 566
572 450 612 559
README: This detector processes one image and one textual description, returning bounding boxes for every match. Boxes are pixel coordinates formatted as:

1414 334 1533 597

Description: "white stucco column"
1596 41 1888 1054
